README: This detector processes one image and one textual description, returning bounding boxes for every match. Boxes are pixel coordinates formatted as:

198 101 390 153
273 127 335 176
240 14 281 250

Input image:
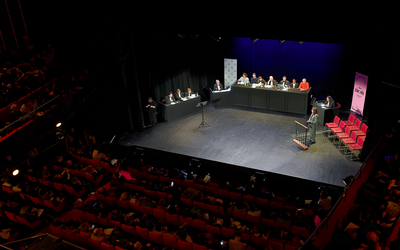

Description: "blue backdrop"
225 37 354 109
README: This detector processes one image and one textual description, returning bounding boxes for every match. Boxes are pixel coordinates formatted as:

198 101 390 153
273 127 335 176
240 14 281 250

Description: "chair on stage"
343 113 356 126
354 118 362 129
347 135 365 160
325 115 340 135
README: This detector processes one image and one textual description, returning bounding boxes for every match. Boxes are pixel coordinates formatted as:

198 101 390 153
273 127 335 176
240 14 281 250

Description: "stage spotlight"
299 41 304 44
279 40 285 43
12 169 19 176
56 122 62 128
251 38 259 43
343 175 354 187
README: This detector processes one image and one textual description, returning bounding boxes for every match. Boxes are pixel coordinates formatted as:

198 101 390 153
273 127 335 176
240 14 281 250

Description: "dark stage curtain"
132 33 223 105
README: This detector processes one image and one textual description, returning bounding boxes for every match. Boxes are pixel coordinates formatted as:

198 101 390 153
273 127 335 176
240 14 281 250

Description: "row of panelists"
237 73 309 91
162 75 336 108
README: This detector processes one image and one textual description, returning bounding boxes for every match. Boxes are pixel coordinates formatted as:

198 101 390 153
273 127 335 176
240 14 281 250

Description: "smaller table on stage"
313 101 340 124
160 95 201 122
209 89 233 109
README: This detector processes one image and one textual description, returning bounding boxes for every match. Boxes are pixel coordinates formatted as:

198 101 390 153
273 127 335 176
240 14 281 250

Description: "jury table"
231 84 311 115
160 96 201 122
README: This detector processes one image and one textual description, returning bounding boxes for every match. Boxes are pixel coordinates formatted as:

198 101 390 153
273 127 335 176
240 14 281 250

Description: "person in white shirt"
266 76 277 87
186 88 193 97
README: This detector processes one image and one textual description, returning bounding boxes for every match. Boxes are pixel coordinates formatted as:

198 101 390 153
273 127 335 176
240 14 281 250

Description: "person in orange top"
299 78 310 91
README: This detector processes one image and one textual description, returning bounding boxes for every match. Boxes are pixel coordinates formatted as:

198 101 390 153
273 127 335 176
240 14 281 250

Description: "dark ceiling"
126 6 395 46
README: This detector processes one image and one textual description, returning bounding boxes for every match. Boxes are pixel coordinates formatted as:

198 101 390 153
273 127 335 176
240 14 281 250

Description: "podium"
313 101 340 124
196 101 210 129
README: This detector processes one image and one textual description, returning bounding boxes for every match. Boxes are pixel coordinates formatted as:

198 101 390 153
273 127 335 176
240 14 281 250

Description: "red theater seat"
163 235 179 249
221 227 235 239
206 225 221 235
149 231 164 245
178 239 192 250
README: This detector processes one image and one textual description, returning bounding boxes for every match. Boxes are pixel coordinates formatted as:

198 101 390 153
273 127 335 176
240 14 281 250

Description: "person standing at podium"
307 107 319 143
213 79 223 91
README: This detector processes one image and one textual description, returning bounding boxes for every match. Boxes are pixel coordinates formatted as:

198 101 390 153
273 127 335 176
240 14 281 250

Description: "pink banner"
351 72 368 116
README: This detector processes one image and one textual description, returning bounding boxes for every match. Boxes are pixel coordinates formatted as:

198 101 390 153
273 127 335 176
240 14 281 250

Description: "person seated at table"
257 76 266 85
213 79 223 91
186 88 193 97
165 92 176 104
265 76 276 87
290 79 299 89
175 89 185 101
324 95 335 108
279 76 290 88
238 73 249 85
250 73 258 84
299 78 310 91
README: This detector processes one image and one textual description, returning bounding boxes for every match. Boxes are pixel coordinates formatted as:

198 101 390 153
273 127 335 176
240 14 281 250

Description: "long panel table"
232 84 311 115
160 96 201 122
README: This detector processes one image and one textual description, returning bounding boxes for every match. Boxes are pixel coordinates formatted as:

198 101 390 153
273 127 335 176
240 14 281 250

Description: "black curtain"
131 33 224 105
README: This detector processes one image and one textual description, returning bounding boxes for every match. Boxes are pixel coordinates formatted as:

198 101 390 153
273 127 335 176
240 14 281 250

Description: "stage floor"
116 104 361 187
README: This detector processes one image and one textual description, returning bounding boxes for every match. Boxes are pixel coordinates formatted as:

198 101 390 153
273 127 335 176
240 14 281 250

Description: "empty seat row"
325 114 367 159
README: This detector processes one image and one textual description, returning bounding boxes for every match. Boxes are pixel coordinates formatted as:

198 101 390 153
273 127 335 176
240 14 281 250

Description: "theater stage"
115 104 361 187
